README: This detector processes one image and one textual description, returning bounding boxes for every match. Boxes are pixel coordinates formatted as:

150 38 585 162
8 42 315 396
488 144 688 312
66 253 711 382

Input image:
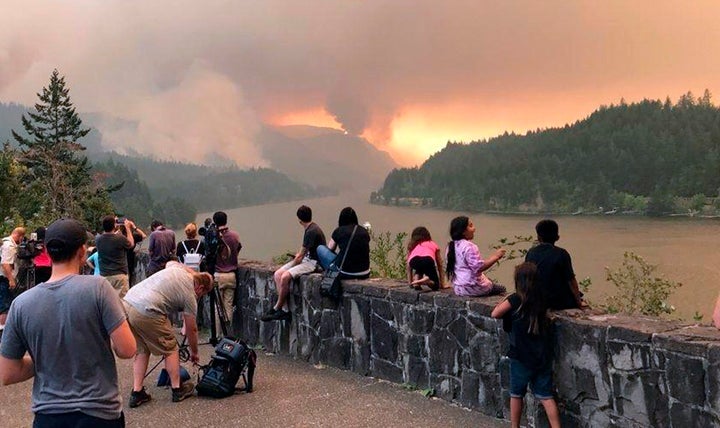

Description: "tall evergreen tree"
12 69 112 226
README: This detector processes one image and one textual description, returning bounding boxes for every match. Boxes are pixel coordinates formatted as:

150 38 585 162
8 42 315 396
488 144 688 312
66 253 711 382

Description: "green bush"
605 252 681 316
369 230 407 280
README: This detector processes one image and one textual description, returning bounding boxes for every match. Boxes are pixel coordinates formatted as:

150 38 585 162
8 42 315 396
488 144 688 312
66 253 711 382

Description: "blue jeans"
0 276 12 314
509 358 554 400
316 245 337 271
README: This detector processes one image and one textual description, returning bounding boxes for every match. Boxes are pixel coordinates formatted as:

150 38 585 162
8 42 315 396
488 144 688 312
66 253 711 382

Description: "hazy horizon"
2 1 719 167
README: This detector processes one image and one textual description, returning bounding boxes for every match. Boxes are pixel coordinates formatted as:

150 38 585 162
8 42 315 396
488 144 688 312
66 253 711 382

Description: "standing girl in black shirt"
491 262 561 428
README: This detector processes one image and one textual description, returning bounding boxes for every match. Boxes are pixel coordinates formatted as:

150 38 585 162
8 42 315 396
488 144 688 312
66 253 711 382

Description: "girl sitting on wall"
445 216 506 297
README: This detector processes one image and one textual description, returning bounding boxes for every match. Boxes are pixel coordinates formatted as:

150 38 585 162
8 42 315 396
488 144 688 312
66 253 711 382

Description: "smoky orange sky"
2 1 720 166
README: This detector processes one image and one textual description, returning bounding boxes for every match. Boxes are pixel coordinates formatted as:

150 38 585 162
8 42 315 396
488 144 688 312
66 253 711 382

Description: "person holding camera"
147 220 175 277
96 215 136 298
211 211 242 336
0 227 25 331
0 218 136 427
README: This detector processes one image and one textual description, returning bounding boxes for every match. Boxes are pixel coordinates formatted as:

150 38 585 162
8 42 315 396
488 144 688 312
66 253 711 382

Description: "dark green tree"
12 69 113 225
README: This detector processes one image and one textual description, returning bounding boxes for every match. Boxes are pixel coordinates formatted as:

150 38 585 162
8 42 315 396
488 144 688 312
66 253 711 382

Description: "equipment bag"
196 338 256 398
181 241 202 271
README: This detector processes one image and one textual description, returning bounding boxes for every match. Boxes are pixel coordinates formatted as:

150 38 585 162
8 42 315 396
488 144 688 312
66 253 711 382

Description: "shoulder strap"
181 241 190 254
337 225 358 271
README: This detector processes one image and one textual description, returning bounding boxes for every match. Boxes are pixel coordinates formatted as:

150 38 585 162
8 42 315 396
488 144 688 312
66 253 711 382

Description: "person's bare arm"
491 298 512 319
0 355 34 385
435 249 447 288
478 249 506 273
406 262 413 284
292 246 307 265
110 320 136 359
182 313 200 363
326 239 337 252
124 220 135 248
569 277 586 308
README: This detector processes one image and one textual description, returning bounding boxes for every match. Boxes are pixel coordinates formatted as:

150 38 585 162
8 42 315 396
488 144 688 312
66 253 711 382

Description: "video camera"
198 218 221 275
17 237 43 260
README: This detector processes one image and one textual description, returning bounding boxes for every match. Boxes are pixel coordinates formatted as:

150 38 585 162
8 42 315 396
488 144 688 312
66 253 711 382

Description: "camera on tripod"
16 236 43 260
198 218 229 345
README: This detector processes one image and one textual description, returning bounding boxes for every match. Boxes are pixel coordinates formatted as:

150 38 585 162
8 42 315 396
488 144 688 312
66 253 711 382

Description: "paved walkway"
0 343 507 427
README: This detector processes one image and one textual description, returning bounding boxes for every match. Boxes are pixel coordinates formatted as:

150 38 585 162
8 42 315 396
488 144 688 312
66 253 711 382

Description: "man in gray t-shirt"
0 218 136 427
123 261 213 407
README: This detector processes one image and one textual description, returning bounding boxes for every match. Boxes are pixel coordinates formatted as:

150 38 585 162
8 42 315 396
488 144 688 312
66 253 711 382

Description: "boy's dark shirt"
503 293 553 371
302 223 326 261
95 233 132 276
525 243 578 310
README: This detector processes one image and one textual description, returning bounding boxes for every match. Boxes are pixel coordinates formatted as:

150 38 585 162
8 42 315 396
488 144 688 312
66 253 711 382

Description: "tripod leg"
214 286 229 338
209 283 219 346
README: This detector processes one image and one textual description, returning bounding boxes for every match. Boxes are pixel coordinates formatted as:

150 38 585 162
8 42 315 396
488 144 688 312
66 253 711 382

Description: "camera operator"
96 215 136 298
211 211 242 337
1 227 25 331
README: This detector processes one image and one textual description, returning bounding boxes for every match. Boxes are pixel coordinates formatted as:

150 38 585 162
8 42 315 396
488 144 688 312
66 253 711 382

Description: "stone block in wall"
371 313 398 362
405 355 430 388
342 296 370 342
298 324 320 363
402 334 427 358
670 402 720 427
319 337 352 370
553 317 612 420
435 307 460 329
371 298 402 322
611 371 668 427
662 350 706 405
352 341 371 376
371 358 404 384
707 345 720 413
404 306 435 335
431 374 461 402
319 309 342 338
464 330 500 373
429 329 460 375
607 341 652 371
460 369 480 408
388 287 420 304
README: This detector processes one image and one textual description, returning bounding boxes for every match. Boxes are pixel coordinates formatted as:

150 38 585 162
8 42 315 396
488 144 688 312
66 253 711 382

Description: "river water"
198 193 720 320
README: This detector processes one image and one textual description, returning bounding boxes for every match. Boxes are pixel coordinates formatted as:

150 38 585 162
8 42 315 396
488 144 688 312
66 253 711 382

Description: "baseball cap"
45 218 88 251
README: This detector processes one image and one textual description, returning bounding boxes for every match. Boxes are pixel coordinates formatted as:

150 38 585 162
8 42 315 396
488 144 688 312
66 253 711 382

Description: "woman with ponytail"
445 216 506 297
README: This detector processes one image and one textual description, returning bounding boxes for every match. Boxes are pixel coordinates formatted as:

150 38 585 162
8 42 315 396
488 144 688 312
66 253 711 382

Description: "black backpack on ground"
196 338 256 398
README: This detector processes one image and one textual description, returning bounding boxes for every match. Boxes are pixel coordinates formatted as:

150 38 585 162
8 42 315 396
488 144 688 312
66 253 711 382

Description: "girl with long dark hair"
445 216 506 296
406 226 445 290
491 262 560 428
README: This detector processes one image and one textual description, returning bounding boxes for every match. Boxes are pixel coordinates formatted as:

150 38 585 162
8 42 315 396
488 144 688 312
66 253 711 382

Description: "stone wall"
219 262 720 427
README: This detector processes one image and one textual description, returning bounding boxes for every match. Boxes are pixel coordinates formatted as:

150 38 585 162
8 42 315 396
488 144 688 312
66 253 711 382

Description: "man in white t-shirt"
123 261 213 407
0 227 25 330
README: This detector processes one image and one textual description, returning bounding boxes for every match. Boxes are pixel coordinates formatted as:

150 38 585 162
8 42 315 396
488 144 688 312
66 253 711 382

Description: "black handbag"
320 225 357 300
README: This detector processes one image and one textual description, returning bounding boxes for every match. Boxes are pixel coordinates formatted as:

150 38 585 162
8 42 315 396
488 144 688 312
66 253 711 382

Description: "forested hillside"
377 92 720 216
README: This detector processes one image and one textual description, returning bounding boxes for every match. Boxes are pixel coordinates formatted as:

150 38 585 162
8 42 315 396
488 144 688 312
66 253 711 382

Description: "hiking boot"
262 309 292 321
260 308 278 322
171 381 195 402
129 387 151 408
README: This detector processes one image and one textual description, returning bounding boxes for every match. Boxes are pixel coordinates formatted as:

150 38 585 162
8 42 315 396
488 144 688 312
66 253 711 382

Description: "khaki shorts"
123 301 178 356
104 274 129 298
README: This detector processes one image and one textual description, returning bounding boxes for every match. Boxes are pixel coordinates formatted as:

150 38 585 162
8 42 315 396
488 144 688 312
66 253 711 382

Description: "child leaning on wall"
406 226 446 291
491 262 561 428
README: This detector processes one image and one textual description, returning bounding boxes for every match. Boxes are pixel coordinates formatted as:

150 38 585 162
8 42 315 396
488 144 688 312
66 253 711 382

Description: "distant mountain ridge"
0 103 398 193
377 92 720 216
259 125 398 192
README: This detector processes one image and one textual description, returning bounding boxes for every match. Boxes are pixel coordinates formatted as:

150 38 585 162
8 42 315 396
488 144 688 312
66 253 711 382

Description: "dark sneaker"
172 381 195 402
260 308 278 322
262 308 291 322
129 387 151 408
